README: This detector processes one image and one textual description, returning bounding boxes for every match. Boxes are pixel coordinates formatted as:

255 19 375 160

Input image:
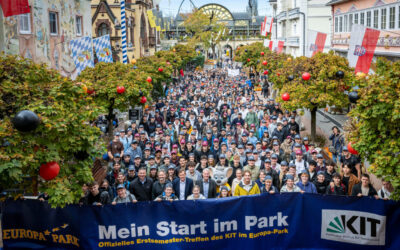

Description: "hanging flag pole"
120 0 128 64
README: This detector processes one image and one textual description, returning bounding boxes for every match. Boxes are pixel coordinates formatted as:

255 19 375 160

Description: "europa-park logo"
321 210 386 246
2 223 80 248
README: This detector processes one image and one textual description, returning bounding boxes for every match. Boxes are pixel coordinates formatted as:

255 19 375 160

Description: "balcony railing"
286 36 300 46
288 8 300 19
276 11 287 20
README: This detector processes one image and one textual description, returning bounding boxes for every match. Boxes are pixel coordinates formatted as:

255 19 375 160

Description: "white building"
270 0 332 57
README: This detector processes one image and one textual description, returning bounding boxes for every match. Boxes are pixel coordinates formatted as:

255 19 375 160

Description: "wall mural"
2 0 91 78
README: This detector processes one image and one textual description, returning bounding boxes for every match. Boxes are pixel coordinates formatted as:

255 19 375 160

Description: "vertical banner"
70 36 94 76
271 40 284 53
93 35 113 63
306 30 327 57
265 17 274 34
120 0 128 64
347 24 380 73
263 39 273 50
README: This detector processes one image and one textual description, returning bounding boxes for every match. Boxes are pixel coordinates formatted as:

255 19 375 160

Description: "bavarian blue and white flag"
93 35 113 63
70 36 94 76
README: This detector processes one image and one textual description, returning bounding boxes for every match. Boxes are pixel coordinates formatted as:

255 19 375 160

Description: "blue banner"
2 193 400 249
93 35 113 63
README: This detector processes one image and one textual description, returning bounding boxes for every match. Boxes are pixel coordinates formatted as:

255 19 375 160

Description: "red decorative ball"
146 77 152 83
263 70 269 75
260 52 265 56
277 73 281 76
262 61 267 66
116 86 125 94
39 162 60 181
281 93 290 101
347 142 359 155
86 89 95 95
158 67 163 72
302 72 311 81
140 96 147 104
247 58 250 62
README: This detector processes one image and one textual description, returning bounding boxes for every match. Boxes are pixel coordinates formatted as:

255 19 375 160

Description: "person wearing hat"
280 136 293 162
278 161 289 189
280 175 302 193
272 122 285 143
107 133 125 164
313 171 329 194
262 175 279 194
315 153 326 172
154 183 178 201
218 186 230 198
296 170 317 193
326 173 346 195
290 149 309 175
112 184 137 204
126 165 137 182
340 146 361 180
288 116 300 135
263 159 280 188
243 156 260 182
234 170 261 196
245 106 259 130
195 140 210 162
125 140 142 161
268 116 278 137
152 170 170 200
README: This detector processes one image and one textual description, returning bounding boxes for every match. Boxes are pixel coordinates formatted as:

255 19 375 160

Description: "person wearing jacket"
172 169 194 200
263 159 280 188
195 168 217 198
152 170 170 200
245 106 259 129
154 183 179 201
280 175 302 193
313 171 329 194
243 156 260 181
351 174 378 198
296 170 317 194
262 176 279 194
129 168 153 201
341 164 359 196
234 170 261 196
326 173 346 195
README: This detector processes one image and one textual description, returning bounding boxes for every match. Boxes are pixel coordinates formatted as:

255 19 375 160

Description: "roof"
326 0 351 6
232 12 250 20
92 0 116 24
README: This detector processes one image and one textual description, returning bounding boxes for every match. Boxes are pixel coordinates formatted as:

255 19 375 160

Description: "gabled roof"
326 0 351 6
92 0 116 24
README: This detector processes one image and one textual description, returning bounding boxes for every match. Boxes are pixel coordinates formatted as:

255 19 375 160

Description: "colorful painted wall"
0 0 92 78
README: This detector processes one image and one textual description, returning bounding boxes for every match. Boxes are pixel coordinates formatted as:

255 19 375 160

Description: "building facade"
328 0 400 60
91 0 156 62
271 0 331 56
0 0 92 77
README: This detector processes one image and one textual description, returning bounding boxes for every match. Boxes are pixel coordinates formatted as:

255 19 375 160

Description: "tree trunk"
212 44 216 59
311 107 317 142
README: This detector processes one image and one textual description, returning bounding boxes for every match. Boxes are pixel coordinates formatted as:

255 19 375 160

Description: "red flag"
347 24 380 74
0 0 30 17
306 30 327 57
180 69 184 77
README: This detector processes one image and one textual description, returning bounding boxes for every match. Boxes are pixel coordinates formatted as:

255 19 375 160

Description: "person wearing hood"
233 170 261 196
296 170 317 193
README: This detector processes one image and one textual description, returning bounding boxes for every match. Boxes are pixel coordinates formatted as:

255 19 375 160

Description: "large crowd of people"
78 68 393 205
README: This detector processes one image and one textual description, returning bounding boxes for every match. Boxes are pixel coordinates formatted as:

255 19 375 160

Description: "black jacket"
264 168 280 188
351 183 377 197
129 177 153 201
326 184 346 195
314 180 329 194
152 180 170 200
172 178 194 200
195 179 217 198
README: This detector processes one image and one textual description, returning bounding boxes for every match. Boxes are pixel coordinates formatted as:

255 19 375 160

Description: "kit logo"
321 210 386 246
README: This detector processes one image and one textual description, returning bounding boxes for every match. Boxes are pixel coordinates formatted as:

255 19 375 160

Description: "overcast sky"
158 0 272 17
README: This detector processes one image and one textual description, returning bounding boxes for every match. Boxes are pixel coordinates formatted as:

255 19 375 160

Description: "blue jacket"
296 181 317 194
258 126 268 139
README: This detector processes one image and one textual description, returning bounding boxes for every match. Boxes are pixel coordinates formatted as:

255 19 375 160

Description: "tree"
77 62 153 135
182 9 228 59
0 55 102 207
346 58 400 200
275 52 355 141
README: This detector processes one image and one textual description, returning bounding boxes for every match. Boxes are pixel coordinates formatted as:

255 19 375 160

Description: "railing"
276 11 287 20
286 36 300 46
288 8 300 19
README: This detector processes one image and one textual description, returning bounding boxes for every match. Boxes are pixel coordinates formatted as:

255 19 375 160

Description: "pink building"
327 0 400 61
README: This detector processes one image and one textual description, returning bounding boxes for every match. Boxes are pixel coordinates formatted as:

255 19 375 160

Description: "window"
344 15 348 32
381 8 387 29
76 16 82 36
367 11 371 27
335 17 338 32
49 12 58 35
339 16 343 32
373 9 379 28
361 12 365 25
389 7 395 29
293 22 297 35
354 13 359 25
19 13 31 34
98 23 110 36
349 14 353 31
